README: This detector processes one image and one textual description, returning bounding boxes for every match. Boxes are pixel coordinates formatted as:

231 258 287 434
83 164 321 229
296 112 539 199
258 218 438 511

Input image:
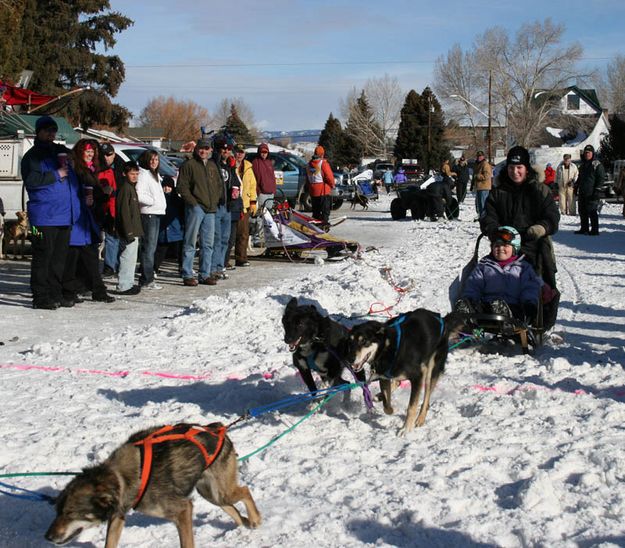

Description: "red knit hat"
314 145 325 157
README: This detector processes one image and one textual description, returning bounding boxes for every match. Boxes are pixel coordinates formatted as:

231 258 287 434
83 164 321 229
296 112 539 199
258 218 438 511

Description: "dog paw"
383 405 394 415
247 516 262 529
397 426 407 438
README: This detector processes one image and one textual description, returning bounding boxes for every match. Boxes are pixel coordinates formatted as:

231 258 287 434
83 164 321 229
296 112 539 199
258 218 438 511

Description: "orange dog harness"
132 424 226 509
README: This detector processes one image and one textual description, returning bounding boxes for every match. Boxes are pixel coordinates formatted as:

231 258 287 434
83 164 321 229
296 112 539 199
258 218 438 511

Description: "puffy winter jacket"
21 140 80 227
461 254 542 306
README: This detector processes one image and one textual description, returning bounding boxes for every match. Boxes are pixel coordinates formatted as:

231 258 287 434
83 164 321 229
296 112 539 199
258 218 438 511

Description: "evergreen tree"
600 114 625 169
224 104 254 145
394 88 449 171
318 113 343 166
0 0 27 80
12 0 133 129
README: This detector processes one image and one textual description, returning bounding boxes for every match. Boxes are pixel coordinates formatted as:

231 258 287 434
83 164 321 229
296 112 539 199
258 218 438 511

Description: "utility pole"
427 94 432 172
487 70 492 164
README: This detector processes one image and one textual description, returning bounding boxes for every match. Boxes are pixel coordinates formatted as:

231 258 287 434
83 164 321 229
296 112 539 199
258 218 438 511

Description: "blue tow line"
0 480 55 504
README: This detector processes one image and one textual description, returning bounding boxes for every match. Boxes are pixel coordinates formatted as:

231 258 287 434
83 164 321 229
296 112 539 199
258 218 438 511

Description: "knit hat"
214 136 231 151
35 115 58 133
314 145 325 157
258 143 269 154
506 145 530 169
583 144 595 154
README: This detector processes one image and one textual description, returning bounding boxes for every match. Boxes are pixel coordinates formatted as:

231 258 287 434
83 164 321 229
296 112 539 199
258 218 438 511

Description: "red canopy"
0 80 57 108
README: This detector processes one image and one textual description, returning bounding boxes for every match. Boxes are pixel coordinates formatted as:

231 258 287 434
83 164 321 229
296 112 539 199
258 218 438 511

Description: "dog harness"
132 424 226 509
383 312 445 378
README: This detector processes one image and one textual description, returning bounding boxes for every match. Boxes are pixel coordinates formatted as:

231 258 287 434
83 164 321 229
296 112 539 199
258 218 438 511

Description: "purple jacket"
462 254 542 305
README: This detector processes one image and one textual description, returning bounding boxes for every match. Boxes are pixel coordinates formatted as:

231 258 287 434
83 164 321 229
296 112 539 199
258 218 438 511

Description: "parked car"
112 144 178 182
245 149 348 211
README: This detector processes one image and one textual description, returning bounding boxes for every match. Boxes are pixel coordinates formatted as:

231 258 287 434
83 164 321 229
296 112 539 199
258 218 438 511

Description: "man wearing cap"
481 145 560 288
575 144 605 235
21 115 79 309
176 138 222 286
555 154 578 216
210 136 237 279
306 145 335 224
98 143 125 277
471 150 492 220
251 143 276 210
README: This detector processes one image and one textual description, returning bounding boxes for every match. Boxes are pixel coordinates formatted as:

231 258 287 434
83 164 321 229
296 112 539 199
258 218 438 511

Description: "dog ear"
286 297 298 310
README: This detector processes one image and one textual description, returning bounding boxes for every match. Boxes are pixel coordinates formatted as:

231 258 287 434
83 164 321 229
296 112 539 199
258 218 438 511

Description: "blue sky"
108 0 625 131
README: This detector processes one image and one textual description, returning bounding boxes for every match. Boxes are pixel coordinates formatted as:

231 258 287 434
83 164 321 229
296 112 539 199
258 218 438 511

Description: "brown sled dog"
45 423 261 548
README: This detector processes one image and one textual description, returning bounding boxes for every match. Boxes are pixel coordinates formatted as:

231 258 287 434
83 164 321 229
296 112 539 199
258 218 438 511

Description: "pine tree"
318 113 343 166
600 114 625 169
12 0 133 129
0 0 27 80
224 104 254 145
394 88 449 172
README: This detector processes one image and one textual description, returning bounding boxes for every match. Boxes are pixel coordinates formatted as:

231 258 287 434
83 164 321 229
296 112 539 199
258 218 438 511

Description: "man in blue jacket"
21 116 78 309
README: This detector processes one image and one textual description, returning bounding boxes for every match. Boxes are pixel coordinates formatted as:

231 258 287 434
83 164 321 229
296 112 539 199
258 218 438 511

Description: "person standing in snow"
575 144 605 236
233 144 257 267
306 145 335 224
453 156 470 203
251 143 276 211
555 154 578 216
471 150 492 220
382 167 394 193
480 145 560 289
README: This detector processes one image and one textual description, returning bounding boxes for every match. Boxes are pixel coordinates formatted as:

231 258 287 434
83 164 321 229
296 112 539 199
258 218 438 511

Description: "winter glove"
521 302 538 324
249 201 257 216
525 224 546 240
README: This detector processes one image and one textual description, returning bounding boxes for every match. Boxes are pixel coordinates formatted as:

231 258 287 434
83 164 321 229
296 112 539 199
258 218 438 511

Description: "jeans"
117 238 139 291
476 190 490 217
182 204 215 280
103 232 120 272
140 214 162 285
211 204 231 274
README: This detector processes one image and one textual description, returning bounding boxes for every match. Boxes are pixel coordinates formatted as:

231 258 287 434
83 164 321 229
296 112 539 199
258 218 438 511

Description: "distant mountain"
260 129 321 143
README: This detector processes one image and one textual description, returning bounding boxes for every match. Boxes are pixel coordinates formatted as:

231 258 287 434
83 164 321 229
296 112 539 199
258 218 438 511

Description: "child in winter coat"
455 225 543 323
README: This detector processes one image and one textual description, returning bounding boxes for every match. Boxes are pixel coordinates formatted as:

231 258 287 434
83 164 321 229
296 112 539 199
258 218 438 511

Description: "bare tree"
434 44 484 149
596 54 625 114
436 19 585 148
213 97 259 139
364 74 404 157
139 96 211 141
339 88 385 158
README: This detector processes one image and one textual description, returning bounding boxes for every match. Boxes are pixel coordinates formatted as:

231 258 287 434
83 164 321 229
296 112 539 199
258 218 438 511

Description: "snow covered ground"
1 193 624 547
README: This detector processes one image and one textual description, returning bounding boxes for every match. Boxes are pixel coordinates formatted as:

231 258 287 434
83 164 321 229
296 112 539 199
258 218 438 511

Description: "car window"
273 157 297 172
121 148 177 178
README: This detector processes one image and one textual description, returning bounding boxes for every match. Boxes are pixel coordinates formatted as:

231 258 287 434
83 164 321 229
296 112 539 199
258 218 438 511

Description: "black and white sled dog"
346 308 464 436
282 297 366 397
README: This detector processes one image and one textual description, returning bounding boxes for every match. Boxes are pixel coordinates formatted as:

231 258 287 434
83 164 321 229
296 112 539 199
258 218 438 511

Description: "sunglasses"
492 230 515 243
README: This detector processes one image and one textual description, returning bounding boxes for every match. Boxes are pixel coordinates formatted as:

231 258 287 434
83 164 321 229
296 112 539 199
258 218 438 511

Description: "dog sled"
248 193 359 261
449 234 560 354
390 174 459 221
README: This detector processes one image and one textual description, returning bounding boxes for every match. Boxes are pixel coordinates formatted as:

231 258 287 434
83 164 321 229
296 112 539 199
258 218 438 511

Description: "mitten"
526 224 546 240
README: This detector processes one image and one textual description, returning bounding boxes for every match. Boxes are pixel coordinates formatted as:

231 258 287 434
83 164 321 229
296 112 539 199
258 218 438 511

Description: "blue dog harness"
383 312 444 378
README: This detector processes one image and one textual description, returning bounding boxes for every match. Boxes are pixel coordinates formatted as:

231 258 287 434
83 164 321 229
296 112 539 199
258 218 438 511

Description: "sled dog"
282 297 366 395
45 423 261 547
347 309 464 436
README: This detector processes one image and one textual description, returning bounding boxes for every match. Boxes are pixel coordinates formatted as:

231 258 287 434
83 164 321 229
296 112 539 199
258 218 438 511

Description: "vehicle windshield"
122 148 177 177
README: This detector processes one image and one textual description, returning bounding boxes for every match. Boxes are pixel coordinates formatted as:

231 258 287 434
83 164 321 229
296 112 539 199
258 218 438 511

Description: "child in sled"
455 225 543 323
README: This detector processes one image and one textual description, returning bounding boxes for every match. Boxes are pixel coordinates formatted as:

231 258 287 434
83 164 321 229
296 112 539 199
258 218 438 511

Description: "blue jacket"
462 254 542 306
68 184 101 246
21 140 80 227
158 190 184 243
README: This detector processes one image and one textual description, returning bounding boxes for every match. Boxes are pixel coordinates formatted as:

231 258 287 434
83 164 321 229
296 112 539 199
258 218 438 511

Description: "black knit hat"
583 144 595 153
506 145 530 168
35 115 58 133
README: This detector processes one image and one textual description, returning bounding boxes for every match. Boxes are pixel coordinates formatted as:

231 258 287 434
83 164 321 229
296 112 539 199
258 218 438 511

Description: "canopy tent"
0 113 81 144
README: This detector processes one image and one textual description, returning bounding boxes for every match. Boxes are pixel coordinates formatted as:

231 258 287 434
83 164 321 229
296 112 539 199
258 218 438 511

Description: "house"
529 86 610 168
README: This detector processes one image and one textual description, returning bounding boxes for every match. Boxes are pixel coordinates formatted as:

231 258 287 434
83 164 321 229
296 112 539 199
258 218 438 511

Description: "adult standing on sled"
306 145 335 225
480 145 560 289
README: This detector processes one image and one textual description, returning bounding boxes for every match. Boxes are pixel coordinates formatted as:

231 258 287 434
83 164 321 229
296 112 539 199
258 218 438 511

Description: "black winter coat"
577 159 605 201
